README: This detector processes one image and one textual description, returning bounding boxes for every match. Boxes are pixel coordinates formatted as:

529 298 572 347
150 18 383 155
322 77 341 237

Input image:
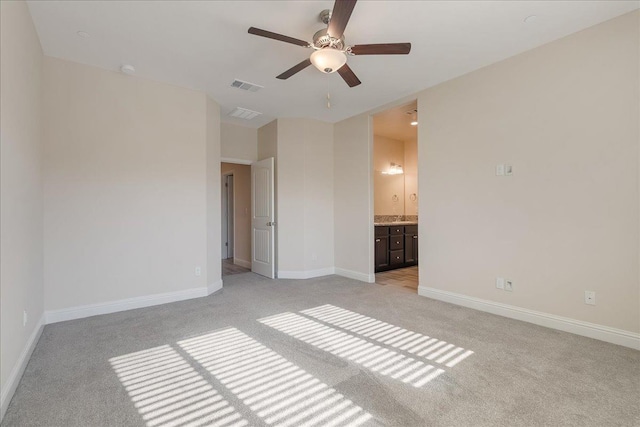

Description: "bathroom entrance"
372 100 419 291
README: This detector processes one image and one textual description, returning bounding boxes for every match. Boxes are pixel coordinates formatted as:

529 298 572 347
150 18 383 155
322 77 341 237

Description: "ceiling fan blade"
248 27 310 47
337 63 361 87
276 59 313 80
350 43 412 55
328 0 357 39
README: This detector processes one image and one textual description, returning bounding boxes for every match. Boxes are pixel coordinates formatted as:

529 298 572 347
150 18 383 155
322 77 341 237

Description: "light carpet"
2 273 639 426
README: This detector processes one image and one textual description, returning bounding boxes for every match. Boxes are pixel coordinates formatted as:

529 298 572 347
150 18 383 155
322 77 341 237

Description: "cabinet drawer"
390 226 404 236
404 225 418 234
389 250 404 264
389 237 404 250
375 226 390 237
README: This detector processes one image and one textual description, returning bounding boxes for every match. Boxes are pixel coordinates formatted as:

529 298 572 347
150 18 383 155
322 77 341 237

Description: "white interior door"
251 158 275 278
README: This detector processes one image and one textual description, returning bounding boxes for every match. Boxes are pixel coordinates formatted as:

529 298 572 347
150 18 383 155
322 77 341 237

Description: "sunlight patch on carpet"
110 345 248 427
259 313 445 387
300 305 474 368
178 328 374 427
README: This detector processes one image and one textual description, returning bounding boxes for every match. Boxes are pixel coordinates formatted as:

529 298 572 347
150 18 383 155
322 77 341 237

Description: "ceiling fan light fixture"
310 48 347 74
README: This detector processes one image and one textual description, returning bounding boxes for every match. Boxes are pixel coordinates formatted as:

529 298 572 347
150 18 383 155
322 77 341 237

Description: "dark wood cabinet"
404 234 418 264
374 235 389 270
374 225 418 272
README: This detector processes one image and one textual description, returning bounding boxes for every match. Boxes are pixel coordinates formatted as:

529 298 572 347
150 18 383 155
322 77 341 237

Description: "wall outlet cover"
496 277 505 289
585 291 596 305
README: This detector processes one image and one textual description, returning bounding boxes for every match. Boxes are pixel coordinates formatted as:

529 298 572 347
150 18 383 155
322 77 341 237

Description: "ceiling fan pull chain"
327 77 331 109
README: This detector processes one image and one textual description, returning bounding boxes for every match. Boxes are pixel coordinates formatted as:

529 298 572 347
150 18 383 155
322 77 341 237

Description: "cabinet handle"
375 239 380 242
413 236 418 239
396 256 401 259
396 241 400 244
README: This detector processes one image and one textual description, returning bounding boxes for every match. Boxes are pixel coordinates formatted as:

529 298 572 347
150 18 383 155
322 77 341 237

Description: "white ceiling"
27 1 638 128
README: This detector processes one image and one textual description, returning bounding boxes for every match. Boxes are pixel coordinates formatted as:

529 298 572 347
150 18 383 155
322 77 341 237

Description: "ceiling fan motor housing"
312 28 345 51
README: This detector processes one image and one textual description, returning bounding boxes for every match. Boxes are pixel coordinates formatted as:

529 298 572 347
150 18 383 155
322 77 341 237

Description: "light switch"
505 165 513 176
496 164 505 176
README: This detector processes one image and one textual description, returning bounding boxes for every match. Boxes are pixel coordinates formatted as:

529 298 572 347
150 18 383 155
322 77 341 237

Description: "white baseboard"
1 313 45 422
418 286 640 350
45 286 209 324
234 258 251 269
208 280 223 295
335 268 375 283
278 267 336 280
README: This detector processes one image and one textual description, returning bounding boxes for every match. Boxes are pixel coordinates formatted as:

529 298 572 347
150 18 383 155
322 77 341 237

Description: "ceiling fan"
248 0 411 88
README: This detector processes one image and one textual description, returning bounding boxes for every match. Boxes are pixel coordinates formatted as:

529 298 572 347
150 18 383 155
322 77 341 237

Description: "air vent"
230 79 264 92
228 107 262 120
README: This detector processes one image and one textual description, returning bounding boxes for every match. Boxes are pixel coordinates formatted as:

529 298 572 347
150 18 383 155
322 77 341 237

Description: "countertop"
374 221 418 226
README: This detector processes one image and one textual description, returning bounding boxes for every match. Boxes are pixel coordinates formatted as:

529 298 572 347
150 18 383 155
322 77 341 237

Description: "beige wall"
0 1 44 418
221 163 251 266
206 97 222 291
221 122 258 163
258 120 278 161
334 114 375 282
277 119 334 276
418 11 639 333
42 57 213 310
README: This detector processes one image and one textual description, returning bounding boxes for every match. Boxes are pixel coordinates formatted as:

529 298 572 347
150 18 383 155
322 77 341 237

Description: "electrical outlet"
23 310 27 327
505 280 513 292
195 266 201 277
496 277 505 290
584 291 596 305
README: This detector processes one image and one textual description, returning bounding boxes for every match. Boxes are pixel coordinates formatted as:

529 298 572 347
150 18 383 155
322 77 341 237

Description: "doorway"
222 173 234 260
221 163 252 277
372 100 419 291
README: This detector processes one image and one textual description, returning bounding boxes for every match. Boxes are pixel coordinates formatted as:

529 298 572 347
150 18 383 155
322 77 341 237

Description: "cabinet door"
405 234 418 265
374 236 389 271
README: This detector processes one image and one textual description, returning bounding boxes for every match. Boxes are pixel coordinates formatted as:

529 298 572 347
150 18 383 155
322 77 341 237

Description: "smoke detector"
120 64 136 75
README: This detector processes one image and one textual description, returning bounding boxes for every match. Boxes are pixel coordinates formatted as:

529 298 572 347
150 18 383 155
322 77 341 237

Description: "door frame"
221 171 234 260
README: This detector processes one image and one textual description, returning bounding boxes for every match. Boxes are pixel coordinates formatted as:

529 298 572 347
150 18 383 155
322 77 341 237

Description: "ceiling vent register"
230 79 264 92
228 107 262 120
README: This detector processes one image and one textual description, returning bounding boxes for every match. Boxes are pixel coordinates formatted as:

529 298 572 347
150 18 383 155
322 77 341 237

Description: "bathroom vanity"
374 223 418 272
